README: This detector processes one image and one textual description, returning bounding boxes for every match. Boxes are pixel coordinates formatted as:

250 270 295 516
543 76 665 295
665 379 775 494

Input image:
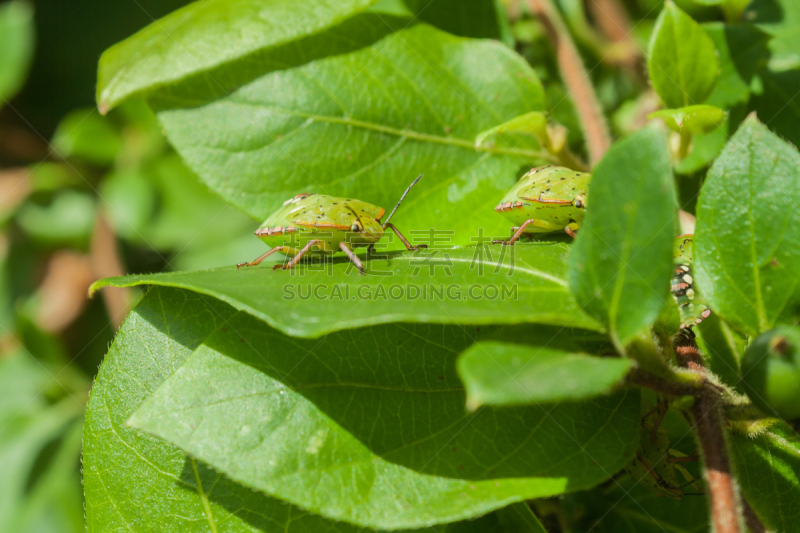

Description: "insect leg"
648 399 669 443
384 223 427 251
275 239 319 271
339 242 365 274
237 247 285 269
493 219 537 245
565 223 579 238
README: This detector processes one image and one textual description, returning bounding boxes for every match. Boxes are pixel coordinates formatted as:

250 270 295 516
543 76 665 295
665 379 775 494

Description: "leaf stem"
527 0 612 165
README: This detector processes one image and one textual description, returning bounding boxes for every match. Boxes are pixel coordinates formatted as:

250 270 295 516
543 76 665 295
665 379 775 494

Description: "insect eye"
574 199 584 209
351 223 362 232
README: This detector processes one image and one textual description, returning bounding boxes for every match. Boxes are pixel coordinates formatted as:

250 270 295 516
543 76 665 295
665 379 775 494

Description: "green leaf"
0 350 83 533
16 191 96 248
749 0 800 70
730 424 800 532
703 23 769 108
695 313 743 391
91 244 602 338
567 126 677 348
0 1 34 103
457 328 632 408
403 0 511 41
648 105 726 134
86 286 472 533
673 113 728 175
150 24 547 243
474 111 547 152
51 109 123 166
128 310 640 529
96 0 381 111
647 2 720 108
695 115 800 336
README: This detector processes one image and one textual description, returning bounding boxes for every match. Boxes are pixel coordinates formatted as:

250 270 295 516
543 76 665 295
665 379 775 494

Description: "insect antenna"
381 174 423 229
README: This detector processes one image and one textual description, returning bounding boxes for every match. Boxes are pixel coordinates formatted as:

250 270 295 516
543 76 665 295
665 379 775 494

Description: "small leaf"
91 244 603 338
128 311 640 529
647 2 720 108
695 115 800 336
568 125 677 348
695 313 743 391
475 111 547 151
673 114 728 175
750 0 800 70
457 328 632 408
0 1 34 103
648 105 726 134
51 109 123 165
96 0 381 111
730 424 800 532
704 22 769 108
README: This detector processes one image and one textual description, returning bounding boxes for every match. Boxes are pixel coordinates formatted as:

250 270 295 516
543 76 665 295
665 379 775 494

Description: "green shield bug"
494 165 589 244
237 176 425 274
671 234 711 329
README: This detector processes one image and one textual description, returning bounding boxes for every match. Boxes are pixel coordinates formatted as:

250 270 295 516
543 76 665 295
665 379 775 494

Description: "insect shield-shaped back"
237 176 425 274
494 166 590 244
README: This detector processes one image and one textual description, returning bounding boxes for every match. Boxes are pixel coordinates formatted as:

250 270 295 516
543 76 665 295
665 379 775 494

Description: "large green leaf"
695 115 800 336
749 0 800 70
567 126 676 348
128 310 640 529
149 23 547 243
647 2 720 108
86 286 518 532
730 425 800 532
0 1 34 103
91 244 602 338
457 328 632 408
96 0 381 111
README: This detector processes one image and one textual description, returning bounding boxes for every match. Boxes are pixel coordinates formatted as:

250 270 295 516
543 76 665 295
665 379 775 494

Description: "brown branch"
586 0 640 69
690 387 742 533
90 213 131 329
528 0 611 165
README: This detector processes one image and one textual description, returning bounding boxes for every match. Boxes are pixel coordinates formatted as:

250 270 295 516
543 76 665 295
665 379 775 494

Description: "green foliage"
730 424 800 531
0 1 34 104
5 0 800 531
648 2 720 108
695 116 800 336
568 126 676 348
648 105 726 135
457 329 632 408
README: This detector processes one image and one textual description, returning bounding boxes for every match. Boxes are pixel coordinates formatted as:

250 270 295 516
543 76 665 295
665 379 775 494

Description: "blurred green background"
0 1 269 531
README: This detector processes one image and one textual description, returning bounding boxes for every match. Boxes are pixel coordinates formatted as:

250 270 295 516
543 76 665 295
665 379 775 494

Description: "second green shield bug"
237 176 426 274
671 234 711 329
494 165 590 244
